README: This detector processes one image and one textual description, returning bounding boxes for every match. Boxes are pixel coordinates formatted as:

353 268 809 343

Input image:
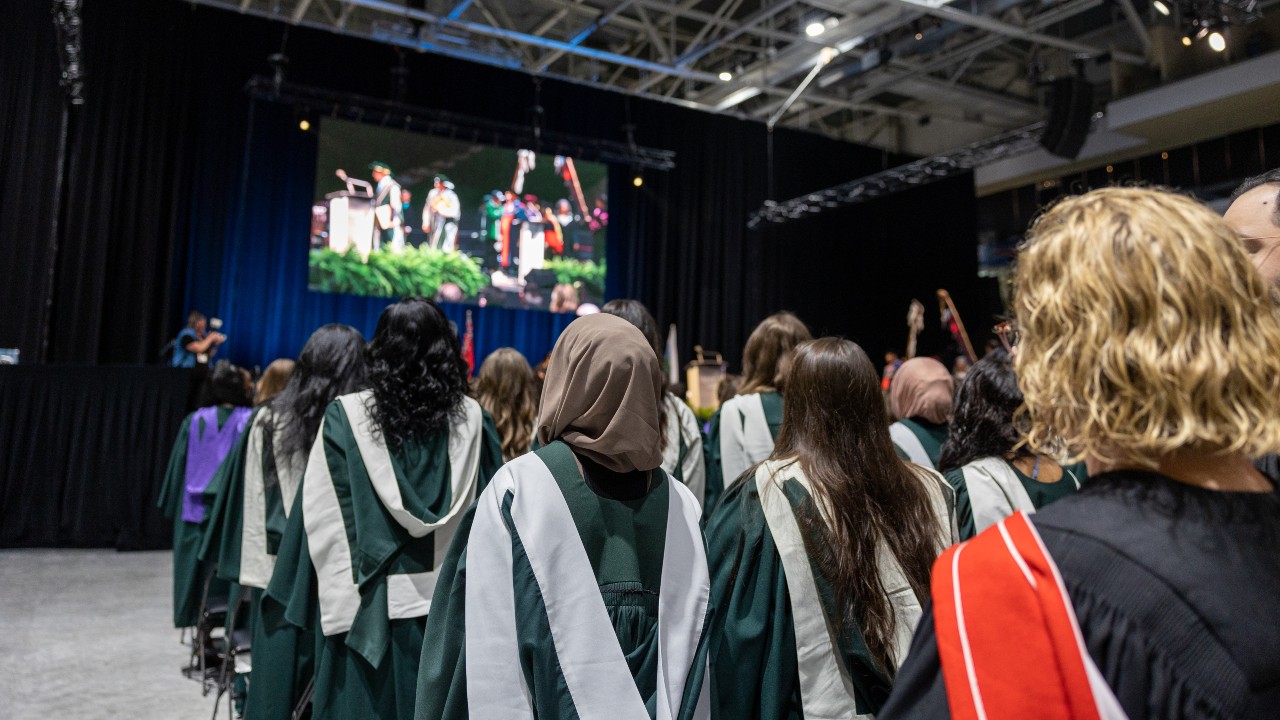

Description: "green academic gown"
945 458 1087 540
703 391 783 517
890 418 948 469
305 394 503 720
704 469 896 720
414 440 709 720
158 406 246 628
199 406 306 715
246 485 319 720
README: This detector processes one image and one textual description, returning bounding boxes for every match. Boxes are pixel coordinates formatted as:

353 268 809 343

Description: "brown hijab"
536 314 665 473
890 357 954 424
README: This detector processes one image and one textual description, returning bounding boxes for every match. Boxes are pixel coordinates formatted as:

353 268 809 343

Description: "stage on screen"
309 118 608 313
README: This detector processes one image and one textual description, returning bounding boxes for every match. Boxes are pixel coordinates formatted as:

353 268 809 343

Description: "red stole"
931 511 1126 720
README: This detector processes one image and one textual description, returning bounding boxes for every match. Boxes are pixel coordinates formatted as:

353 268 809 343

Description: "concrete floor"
0 549 221 719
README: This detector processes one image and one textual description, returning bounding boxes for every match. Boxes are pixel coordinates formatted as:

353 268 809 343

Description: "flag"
462 310 475 376
665 324 679 386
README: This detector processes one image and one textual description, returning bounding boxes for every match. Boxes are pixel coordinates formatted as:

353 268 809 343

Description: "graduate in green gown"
705 338 955 720
704 311 812 514
936 349 1086 540
601 299 707 508
302 298 502 720
888 357 954 471
158 361 254 629
198 324 368 719
415 313 711 720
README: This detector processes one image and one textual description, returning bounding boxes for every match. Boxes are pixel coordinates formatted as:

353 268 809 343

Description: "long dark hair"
365 297 469 448
771 338 942 676
269 324 367 464
600 298 669 447
937 349 1023 473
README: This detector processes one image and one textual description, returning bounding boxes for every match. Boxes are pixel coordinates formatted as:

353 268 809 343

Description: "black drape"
2 0 990 371
0 366 191 549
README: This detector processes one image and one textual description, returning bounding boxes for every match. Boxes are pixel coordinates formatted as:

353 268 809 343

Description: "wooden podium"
325 191 376 260
685 346 728 413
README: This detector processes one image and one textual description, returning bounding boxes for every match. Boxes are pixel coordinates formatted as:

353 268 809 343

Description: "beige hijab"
890 357 954 424
536 314 665 472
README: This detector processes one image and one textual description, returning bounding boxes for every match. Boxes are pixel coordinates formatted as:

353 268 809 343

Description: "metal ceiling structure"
187 0 1272 156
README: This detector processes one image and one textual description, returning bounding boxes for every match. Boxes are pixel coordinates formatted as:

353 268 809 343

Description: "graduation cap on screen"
368 161 393 174
433 174 455 189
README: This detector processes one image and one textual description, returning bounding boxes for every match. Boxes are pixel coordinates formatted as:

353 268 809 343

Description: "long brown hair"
771 337 943 675
738 311 812 395
475 348 537 462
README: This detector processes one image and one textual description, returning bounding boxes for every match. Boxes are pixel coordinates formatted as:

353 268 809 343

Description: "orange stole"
932 511 1119 720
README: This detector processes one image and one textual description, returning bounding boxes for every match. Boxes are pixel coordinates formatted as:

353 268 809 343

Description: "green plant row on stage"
544 258 606 298
308 247 489 298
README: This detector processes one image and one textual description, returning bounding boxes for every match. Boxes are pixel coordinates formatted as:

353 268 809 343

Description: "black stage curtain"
2 0 989 372
0 366 191 550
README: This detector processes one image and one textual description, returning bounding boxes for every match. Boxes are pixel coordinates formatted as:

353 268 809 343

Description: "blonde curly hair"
1014 186 1280 468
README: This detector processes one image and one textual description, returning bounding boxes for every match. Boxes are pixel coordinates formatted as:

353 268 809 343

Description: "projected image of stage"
309 118 608 313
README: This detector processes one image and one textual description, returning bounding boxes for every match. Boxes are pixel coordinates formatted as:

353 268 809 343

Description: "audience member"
302 298 502 720
198 324 366 720
602 299 708 507
937 349 1085 540
253 358 295 406
474 347 537 462
705 311 812 513
888 357 953 470
414 314 709 718
706 338 954 719
157 360 254 631
881 187 1280 719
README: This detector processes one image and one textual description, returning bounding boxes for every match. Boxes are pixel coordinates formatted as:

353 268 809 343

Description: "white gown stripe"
755 460 867 720
467 451 710 720
465 464 536 719
890 422 934 469
239 411 274 589
961 457 1036 536
302 417 363 636
721 394 776 489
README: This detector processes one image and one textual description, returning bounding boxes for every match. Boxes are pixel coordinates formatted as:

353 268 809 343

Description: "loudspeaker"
1040 77 1093 160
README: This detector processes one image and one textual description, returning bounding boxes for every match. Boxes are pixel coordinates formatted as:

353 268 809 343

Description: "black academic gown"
880 469 1280 720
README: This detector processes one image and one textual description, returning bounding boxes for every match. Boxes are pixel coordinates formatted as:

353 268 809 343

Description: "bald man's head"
1226 170 1280 291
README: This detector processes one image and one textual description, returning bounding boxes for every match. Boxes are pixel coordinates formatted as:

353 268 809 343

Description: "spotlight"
915 32 924 40
1161 151 1169 160
1181 34 1193 46
632 175 644 188
299 119 311 131
805 21 826 37
1106 165 1114 173
718 71 733 82
1208 30 1226 52
1152 0 1170 15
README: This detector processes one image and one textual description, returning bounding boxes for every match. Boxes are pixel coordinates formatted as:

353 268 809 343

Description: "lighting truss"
747 121 1046 228
247 77 677 171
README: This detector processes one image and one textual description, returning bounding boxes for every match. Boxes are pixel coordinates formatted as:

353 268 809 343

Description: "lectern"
326 191 376 260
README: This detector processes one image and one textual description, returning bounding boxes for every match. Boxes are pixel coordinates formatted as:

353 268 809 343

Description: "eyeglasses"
993 321 1020 352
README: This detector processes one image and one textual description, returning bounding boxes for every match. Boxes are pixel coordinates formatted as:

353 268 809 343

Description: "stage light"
914 31 924 40
718 71 733 82
806 21 826 37
1153 0 1170 15
1106 165 1114 173
1161 151 1169 160
633 175 644 187
299 119 311 131
1208 30 1226 52
1181 34 1192 46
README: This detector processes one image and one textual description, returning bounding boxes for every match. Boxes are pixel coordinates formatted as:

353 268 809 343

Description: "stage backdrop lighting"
309 118 609 313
